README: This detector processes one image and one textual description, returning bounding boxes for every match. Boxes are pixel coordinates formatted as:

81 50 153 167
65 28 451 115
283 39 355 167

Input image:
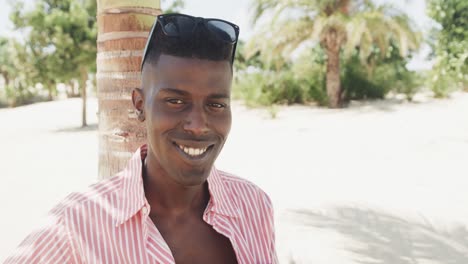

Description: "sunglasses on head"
141 13 240 70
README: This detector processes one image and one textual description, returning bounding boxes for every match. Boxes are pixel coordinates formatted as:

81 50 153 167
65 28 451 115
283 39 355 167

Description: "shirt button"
142 207 149 215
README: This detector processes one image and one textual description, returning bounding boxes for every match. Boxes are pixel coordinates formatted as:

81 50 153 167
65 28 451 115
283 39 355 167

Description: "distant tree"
249 0 421 108
0 38 14 87
235 40 265 71
10 0 97 126
162 0 185 13
427 0 467 97
0 37 39 106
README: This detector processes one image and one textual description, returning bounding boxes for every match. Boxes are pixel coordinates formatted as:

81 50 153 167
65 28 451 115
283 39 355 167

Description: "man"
5 13 277 263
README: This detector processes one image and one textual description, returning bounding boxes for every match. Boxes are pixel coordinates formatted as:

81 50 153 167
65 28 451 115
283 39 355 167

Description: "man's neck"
143 153 209 218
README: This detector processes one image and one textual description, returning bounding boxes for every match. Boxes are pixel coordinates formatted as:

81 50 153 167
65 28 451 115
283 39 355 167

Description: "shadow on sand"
289 206 468 264
346 97 410 112
53 123 98 133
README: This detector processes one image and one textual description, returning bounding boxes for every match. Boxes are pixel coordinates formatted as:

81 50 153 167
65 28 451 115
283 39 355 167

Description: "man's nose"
183 107 210 136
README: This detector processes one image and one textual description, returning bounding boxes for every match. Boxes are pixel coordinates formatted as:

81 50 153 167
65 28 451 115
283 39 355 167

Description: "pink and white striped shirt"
5 146 277 264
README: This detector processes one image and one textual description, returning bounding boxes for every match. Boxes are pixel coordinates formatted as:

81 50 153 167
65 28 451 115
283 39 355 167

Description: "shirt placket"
143 209 175 264
205 210 254 264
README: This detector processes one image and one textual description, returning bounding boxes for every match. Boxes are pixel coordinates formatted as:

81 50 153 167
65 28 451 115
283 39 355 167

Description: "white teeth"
189 148 196 156
178 144 208 157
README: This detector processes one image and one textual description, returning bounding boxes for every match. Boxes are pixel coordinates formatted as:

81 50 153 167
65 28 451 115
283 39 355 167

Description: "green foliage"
234 41 420 107
8 0 97 98
162 0 185 13
342 57 388 100
247 0 421 107
234 70 303 106
248 0 420 67
427 0 468 96
235 40 265 72
342 43 421 101
233 48 327 106
0 37 46 107
291 47 328 105
267 105 279 119
233 71 282 107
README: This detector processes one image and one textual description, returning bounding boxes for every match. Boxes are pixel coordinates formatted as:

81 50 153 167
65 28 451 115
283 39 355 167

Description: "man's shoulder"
49 172 124 217
216 169 273 208
216 169 258 187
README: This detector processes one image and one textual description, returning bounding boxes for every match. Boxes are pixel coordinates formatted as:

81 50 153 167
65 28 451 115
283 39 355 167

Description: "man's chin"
174 168 211 186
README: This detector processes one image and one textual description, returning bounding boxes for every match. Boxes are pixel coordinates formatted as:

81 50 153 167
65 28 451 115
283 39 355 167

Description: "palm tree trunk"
96 0 161 179
325 29 342 108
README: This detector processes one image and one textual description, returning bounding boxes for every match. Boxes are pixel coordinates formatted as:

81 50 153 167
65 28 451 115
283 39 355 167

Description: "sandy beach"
1 93 468 263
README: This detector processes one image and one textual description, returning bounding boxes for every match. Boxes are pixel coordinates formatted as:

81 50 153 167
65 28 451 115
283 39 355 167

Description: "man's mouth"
172 142 215 160
177 144 209 157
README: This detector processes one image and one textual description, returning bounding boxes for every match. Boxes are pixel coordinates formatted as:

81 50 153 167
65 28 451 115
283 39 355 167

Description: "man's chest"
151 214 238 264
70 210 268 263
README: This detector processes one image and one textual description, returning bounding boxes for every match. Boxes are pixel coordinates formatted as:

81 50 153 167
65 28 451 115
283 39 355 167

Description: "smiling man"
5 14 277 264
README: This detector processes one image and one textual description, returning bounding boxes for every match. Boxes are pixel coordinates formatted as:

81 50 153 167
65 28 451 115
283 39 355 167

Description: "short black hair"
142 22 235 69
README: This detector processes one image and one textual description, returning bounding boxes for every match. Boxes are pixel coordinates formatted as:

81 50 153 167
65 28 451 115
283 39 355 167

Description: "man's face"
138 54 232 186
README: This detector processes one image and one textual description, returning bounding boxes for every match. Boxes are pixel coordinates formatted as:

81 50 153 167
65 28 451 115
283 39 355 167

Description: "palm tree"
249 0 420 108
96 0 161 179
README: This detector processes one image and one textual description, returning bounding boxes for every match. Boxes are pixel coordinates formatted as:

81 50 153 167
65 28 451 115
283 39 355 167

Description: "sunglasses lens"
206 21 237 43
163 16 195 37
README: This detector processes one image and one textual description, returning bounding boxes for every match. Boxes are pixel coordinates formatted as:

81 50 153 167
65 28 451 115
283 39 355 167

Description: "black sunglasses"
141 13 240 70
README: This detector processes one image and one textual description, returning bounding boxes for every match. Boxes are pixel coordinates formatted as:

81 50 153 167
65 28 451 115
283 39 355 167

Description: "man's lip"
171 139 216 149
172 142 215 163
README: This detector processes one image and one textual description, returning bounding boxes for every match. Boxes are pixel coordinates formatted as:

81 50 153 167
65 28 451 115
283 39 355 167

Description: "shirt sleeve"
262 192 279 264
4 214 79 264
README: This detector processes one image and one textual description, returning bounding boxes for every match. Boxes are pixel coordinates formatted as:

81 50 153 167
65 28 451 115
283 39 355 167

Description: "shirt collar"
115 145 239 226
115 145 147 226
207 167 241 218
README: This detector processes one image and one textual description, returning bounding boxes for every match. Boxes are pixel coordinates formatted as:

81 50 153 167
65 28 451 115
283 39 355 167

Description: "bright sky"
0 0 434 70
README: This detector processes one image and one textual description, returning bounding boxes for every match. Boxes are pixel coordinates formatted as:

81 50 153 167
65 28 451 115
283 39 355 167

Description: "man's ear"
132 88 145 122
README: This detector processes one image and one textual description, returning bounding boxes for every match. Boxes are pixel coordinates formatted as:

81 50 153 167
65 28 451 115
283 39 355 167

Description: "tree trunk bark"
325 30 342 108
339 0 350 15
47 84 54 101
81 67 88 127
70 80 78 97
96 0 161 179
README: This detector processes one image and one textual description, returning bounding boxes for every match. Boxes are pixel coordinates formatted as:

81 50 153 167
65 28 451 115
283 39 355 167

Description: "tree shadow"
289 207 468 264
0 100 8 109
346 97 407 112
53 123 98 133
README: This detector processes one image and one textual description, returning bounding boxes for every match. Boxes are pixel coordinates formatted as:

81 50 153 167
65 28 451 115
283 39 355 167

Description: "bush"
292 50 328 106
233 70 302 106
233 67 327 107
428 0 468 97
0 81 48 107
429 69 459 98
233 46 328 107
234 44 421 107
342 47 421 101
342 57 389 100
428 58 467 98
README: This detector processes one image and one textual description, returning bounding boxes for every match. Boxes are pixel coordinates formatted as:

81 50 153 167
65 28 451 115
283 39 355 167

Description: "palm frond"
248 0 421 69
250 0 278 25
248 16 316 65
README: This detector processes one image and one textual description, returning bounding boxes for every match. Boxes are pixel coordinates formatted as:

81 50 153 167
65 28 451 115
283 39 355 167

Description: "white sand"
1 93 468 263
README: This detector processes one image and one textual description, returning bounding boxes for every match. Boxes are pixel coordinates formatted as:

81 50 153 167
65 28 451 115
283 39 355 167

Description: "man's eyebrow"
158 88 229 99
208 93 230 99
158 88 189 96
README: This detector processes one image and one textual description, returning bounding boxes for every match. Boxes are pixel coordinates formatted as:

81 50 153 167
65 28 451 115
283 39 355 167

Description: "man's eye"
209 103 226 109
166 99 184 105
